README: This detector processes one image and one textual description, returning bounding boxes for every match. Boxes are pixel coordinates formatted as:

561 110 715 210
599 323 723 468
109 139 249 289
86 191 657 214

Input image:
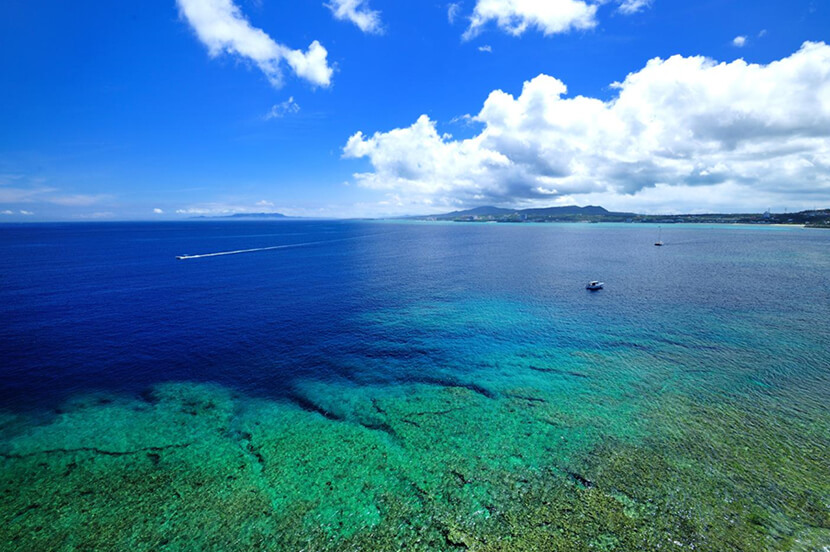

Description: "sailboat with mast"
654 226 664 246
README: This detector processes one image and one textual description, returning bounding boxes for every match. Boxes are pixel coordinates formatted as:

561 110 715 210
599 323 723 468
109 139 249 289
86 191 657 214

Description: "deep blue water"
1 220 828 412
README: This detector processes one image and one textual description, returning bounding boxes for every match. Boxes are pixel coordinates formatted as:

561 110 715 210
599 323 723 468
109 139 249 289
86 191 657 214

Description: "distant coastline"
401 205 830 228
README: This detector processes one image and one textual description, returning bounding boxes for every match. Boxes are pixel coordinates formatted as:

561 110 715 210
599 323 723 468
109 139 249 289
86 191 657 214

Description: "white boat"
586 281 604 291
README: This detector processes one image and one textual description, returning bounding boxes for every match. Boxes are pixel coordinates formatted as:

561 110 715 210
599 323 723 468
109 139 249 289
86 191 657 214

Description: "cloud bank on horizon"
344 42 830 214
176 0 333 87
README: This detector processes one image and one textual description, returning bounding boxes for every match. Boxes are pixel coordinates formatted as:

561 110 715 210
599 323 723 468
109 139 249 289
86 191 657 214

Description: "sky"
1 0 829 220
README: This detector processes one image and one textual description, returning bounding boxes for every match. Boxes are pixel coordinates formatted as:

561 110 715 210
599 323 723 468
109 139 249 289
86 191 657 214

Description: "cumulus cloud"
343 42 830 213
176 0 333 87
265 97 300 119
478 44 493 52
463 0 598 39
733 35 747 47
460 0 651 39
19 210 34 216
325 0 383 34
153 208 164 214
1 210 13 215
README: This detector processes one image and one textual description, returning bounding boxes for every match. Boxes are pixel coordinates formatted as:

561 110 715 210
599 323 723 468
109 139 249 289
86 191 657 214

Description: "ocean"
0 220 828 550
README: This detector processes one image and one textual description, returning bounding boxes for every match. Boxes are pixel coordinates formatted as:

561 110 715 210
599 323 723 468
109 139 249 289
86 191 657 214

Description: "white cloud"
325 0 383 34
1 210 13 215
19 210 34 216
758 29 768 38
460 0 651 39
343 42 830 213
463 0 598 39
265 97 301 119
448 2 462 24
175 201 284 216
618 0 651 15
0 184 108 207
733 35 747 47
0 187 49 203
176 206 238 216
176 0 333 87
478 44 493 52
153 208 164 214
77 212 115 220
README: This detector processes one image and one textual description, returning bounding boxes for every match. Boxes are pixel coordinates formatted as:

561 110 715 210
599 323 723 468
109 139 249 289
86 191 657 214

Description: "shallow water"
0 221 828 550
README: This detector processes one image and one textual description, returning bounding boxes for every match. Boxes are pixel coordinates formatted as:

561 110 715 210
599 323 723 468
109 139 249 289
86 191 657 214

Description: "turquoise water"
0 221 828 550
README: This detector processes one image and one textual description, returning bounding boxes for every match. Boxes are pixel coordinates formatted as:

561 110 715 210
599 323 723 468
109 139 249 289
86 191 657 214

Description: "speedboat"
586 281 604 291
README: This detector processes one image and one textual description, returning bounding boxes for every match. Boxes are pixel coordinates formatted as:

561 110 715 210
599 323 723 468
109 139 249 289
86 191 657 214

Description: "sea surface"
0 220 828 551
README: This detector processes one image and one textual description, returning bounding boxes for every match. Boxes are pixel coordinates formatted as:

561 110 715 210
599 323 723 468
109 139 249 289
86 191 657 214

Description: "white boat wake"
175 234 384 260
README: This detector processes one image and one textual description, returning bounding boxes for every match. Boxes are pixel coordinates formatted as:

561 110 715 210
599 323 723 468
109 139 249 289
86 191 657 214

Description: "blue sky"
1 0 829 220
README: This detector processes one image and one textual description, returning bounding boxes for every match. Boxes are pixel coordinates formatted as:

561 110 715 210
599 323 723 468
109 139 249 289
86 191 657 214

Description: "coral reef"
1 371 827 551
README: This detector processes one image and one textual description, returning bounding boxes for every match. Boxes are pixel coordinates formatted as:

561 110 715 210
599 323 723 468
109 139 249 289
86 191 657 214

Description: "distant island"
407 205 830 228
193 212 290 219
